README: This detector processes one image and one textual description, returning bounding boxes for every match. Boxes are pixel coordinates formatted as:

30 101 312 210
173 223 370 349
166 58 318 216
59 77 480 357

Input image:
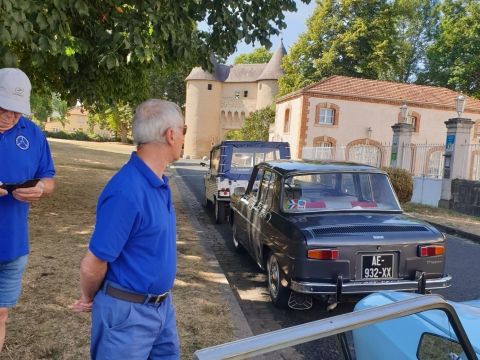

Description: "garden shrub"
381 167 413 204
44 131 115 142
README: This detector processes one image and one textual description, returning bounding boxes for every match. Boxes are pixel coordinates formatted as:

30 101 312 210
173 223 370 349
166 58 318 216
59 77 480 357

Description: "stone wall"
451 179 480 216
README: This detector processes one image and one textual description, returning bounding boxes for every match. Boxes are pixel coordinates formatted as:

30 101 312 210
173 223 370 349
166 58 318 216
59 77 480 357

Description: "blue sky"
226 0 317 64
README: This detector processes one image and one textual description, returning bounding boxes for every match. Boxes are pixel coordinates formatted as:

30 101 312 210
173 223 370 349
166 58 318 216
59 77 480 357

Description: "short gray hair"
132 99 183 145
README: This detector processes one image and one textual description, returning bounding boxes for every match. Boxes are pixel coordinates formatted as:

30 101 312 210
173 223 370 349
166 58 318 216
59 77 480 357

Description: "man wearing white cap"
0 68 55 351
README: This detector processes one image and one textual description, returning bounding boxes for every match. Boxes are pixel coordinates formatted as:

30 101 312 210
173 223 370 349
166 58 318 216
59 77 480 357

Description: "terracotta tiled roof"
67 106 87 116
283 75 480 113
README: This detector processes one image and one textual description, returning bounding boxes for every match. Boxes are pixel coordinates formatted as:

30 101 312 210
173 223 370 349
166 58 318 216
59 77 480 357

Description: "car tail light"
218 188 230 197
418 245 445 257
307 249 339 260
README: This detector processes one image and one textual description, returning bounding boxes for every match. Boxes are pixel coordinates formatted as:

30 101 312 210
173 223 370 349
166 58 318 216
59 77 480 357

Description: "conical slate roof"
185 42 287 82
257 41 287 81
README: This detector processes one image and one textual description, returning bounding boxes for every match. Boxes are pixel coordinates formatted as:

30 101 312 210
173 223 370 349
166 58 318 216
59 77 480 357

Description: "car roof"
258 160 385 175
212 140 289 149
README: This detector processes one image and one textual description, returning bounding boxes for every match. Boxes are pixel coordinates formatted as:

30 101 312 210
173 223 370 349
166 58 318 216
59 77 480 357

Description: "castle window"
244 90 248 98
235 91 240 99
207 84 212 90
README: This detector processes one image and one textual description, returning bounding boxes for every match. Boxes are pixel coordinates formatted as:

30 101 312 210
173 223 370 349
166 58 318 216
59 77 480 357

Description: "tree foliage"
234 47 272 64
392 0 440 82
419 0 480 97
31 92 68 126
1 0 306 107
279 0 439 95
146 64 191 109
88 102 133 143
225 107 275 141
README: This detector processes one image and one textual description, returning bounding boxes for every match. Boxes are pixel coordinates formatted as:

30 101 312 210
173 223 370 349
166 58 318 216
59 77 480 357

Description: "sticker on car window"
287 199 306 209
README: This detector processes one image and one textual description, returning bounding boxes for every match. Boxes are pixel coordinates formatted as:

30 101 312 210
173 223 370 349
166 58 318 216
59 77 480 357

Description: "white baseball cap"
0 68 31 115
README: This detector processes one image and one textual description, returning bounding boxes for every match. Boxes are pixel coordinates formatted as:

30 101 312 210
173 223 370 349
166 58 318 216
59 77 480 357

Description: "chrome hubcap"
232 225 239 247
268 256 279 298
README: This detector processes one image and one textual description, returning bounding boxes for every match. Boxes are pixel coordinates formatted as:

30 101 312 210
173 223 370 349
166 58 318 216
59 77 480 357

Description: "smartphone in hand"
0 179 40 193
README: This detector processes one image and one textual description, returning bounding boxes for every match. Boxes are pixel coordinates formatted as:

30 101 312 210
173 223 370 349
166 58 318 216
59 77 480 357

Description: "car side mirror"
233 187 246 196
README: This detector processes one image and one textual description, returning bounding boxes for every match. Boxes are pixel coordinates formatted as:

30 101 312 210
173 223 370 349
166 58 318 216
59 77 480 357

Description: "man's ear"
165 128 175 145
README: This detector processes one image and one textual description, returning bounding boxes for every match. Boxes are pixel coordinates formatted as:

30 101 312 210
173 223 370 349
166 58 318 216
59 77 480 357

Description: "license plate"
362 254 394 279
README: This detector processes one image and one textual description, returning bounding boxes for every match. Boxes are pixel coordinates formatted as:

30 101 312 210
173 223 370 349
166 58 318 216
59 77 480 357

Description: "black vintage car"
229 160 452 310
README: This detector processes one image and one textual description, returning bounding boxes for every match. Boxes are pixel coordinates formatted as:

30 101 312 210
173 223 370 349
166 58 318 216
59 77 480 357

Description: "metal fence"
302 143 445 178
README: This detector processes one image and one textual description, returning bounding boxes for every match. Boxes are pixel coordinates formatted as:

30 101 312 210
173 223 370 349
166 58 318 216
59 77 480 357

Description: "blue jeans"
0 255 28 308
91 283 179 360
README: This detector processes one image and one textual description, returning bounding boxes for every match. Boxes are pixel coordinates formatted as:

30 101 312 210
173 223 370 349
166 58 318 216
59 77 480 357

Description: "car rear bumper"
290 274 452 295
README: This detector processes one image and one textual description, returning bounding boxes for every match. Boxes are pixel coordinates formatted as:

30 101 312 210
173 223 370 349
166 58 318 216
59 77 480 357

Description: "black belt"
105 285 169 305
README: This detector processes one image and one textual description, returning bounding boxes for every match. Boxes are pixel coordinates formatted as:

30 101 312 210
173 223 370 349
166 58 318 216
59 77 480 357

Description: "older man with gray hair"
74 99 186 359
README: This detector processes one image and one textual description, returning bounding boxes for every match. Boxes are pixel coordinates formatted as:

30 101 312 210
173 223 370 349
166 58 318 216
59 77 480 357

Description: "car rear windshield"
230 148 280 173
282 172 401 212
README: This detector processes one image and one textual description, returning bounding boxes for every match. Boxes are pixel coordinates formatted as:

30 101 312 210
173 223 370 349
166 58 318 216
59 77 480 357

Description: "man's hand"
0 185 7 197
12 180 45 203
72 297 93 313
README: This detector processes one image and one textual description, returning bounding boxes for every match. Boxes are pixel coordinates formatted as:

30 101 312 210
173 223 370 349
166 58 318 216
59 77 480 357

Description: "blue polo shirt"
89 152 177 295
0 116 55 261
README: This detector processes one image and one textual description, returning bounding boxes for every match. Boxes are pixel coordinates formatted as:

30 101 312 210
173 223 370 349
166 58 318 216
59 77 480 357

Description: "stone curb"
170 169 254 341
424 220 480 245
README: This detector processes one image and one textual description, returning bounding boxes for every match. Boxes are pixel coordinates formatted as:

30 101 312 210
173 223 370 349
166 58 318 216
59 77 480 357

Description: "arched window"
406 115 420 132
315 103 339 126
240 111 246 122
284 108 290 133
471 151 480 180
426 150 444 179
399 110 421 132
474 120 480 138
312 136 337 160
346 139 383 167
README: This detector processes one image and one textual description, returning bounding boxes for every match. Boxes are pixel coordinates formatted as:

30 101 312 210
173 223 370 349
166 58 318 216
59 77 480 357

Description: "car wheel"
267 252 290 308
231 222 245 253
203 190 211 209
214 199 225 224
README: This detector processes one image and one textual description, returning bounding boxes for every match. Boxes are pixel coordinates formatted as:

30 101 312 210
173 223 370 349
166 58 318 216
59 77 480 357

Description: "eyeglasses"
161 124 187 139
179 124 187 135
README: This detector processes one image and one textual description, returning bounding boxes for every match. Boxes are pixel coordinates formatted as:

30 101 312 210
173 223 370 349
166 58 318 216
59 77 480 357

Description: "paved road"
172 160 480 358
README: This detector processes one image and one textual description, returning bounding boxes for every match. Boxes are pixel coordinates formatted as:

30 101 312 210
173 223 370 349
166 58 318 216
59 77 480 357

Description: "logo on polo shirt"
16 135 29 150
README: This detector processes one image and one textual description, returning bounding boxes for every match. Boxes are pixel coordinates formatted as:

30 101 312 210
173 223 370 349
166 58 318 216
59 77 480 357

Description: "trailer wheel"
214 199 225 224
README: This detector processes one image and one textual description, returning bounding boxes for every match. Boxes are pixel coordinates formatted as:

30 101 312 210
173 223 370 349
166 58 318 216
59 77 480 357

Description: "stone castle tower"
183 42 286 159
